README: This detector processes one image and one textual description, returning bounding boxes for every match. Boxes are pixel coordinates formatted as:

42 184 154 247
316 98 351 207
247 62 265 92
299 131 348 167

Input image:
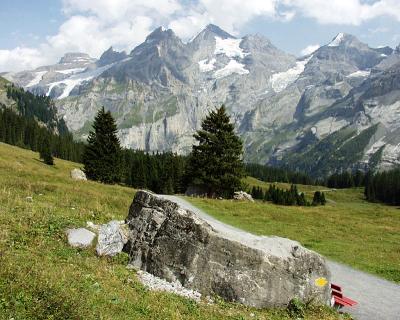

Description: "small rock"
233 191 254 202
66 228 96 248
26 196 33 202
70 168 87 181
136 270 202 302
96 221 129 256
86 221 100 232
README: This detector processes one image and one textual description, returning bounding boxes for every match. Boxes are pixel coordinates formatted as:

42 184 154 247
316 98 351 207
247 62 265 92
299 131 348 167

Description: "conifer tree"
312 191 321 206
320 192 326 205
185 105 244 198
83 107 122 184
39 134 54 165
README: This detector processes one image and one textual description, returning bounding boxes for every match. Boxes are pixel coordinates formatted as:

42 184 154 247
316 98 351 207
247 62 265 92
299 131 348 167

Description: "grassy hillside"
0 143 341 320
187 178 400 283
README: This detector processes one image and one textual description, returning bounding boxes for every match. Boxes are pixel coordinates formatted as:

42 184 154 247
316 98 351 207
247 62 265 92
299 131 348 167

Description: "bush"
287 298 306 319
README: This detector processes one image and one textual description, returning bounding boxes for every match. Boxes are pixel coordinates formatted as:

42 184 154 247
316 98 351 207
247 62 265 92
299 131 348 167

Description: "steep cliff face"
4 26 400 175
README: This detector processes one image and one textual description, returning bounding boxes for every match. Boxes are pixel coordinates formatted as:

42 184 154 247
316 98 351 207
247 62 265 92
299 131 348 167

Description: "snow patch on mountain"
214 60 249 79
270 57 311 93
198 58 216 72
347 70 371 78
26 71 47 87
214 37 249 59
57 68 87 75
328 33 345 47
47 63 115 99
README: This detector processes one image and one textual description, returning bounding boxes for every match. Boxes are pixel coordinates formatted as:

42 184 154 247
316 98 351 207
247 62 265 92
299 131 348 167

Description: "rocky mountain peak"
98 47 127 66
203 24 235 39
241 33 274 51
326 33 365 48
144 26 179 43
58 52 94 64
374 46 393 56
190 24 235 46
395 44 400 54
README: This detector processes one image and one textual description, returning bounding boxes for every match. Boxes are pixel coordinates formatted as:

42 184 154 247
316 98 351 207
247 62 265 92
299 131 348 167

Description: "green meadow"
0 143 342 319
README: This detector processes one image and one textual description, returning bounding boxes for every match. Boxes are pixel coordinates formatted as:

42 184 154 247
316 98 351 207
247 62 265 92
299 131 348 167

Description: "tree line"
7 85 68 135
0 106 84 163
250 185 326 206
324 170 365 189
245 163 314 185
82 106 243 197
246 162 370 190
123 150 186 194
365 169 400 205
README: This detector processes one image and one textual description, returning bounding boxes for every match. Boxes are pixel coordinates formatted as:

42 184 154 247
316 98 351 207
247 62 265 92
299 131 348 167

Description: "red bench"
331 283 358 308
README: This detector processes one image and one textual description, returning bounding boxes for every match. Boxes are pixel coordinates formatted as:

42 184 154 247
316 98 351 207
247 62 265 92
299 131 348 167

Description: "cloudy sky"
1 0 400 72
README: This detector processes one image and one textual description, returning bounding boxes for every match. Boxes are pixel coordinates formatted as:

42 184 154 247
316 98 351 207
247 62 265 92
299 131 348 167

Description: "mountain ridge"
4 25 400 176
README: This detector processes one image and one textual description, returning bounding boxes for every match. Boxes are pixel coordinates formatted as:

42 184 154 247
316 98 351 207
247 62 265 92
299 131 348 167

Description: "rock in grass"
136 269 202 302
233 191 254 202
70 168 87 181
96 221 128 256
125 190 331 308
66 228 96 248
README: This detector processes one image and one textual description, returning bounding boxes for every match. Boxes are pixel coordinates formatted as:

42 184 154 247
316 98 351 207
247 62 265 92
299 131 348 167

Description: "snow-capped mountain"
4 26 400 176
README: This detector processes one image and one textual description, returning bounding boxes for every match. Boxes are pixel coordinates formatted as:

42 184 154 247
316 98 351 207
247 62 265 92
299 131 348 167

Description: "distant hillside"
0 77 68 134
0 76 84 162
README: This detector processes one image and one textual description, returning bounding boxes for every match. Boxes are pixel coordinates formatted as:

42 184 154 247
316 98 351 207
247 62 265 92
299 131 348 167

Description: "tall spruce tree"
83 107 122 184
185 105 244 198
39 134 54 165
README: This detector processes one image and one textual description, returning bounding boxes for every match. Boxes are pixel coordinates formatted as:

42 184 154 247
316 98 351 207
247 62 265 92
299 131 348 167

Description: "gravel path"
160 195 400 320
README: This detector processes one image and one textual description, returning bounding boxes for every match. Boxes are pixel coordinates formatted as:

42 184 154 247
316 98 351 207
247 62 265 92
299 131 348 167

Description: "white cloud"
168 0 278 38
0 0 182 72
300 44 320 56
2 0 400 72
0 47 48 73
283 0 400 25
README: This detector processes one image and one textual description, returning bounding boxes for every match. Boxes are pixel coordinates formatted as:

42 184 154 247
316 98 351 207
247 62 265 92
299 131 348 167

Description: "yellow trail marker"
315 277 328 287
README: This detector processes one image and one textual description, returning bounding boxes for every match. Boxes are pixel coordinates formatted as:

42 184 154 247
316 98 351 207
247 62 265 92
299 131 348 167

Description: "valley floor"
0 142 342 319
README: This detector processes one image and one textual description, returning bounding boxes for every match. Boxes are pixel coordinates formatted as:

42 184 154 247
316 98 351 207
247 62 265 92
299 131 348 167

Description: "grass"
186 178 400 283
0 142 342 320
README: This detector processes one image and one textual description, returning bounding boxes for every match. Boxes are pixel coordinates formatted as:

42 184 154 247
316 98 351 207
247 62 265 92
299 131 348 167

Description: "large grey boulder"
70 168 87 181
96 220 129 256
125 190 331 308
66 228 96 248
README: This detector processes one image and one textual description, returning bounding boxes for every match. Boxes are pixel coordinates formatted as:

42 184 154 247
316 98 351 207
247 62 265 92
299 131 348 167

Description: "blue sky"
0 1 63 48
1 0 400 72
